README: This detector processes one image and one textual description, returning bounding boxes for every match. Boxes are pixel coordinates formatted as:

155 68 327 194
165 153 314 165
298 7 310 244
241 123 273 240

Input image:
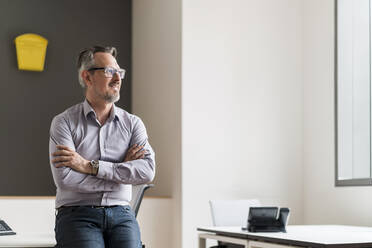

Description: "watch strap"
90 160 99 176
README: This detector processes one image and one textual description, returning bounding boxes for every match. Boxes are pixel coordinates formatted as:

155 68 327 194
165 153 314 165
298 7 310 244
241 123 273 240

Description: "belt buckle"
94 206 105 209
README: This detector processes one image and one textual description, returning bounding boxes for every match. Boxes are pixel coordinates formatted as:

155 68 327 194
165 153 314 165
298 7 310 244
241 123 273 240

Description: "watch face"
90 160 99 175
91 160 98 166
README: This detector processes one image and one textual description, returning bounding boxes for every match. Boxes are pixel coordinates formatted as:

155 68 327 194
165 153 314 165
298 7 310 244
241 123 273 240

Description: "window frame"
335 0 372 186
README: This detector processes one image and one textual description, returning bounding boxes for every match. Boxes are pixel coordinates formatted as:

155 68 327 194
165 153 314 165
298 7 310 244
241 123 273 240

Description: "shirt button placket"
98 126 107 198
99 127 105 158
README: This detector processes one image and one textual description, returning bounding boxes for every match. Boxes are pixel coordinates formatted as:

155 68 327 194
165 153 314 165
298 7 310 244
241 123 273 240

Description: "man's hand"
52 145 91 174
124 144 145 162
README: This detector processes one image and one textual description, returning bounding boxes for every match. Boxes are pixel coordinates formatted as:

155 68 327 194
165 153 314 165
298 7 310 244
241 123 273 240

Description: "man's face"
87 52 122 103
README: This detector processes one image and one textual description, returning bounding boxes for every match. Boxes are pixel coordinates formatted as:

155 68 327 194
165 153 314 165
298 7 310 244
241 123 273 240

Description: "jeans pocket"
120 205 135 218
56 207 78 220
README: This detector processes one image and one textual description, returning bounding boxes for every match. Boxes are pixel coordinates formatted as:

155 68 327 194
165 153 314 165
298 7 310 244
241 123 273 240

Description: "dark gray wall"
0 0 132 195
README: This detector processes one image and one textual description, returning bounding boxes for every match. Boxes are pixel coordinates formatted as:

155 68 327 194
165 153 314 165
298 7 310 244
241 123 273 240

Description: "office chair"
209 199 261 248
130 184 154 217
130 184 154 248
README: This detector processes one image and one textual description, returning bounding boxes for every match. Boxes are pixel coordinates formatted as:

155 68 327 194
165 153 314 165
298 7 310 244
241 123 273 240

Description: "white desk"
0 232 55 248
198 225 372 248
0 198 56 247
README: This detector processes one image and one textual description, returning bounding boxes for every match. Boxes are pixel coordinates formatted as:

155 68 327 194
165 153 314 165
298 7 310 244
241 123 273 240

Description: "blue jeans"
55 205 142 248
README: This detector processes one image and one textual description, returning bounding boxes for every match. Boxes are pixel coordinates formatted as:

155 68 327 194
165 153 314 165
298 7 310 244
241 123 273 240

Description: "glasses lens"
104 68 115 78
118 69 125 79
103 67 125 79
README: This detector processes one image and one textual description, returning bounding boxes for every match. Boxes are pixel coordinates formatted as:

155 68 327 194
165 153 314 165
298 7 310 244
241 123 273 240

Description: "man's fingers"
128 144 139 152
56 145 73 151
127 151 145 160
129 148 144 158
52 156 71 163
124 144 146 162
52 150 71 156
126 145 137 155
128 144 138 150
135 150 145 159
55 162 70 168
131 145 144 155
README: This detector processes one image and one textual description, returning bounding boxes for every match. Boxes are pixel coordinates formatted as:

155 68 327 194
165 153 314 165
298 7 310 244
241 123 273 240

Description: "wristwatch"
90 160 99 176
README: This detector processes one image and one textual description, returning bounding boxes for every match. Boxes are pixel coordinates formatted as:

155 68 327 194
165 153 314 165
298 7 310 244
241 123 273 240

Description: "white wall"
132 0 182 199
132 0 182 247
303 0 372 225
136 198 173 248
133 0 372 247
182 0 304 247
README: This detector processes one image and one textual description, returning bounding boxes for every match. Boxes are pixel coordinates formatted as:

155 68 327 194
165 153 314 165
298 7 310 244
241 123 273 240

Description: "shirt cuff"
97 160 115 181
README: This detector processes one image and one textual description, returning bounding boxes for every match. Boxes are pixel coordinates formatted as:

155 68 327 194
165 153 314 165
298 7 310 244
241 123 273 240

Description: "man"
49 46 155 248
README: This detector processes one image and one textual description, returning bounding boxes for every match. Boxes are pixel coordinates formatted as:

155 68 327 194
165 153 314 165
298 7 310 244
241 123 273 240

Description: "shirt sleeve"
49 115 121 193
96 117 156 185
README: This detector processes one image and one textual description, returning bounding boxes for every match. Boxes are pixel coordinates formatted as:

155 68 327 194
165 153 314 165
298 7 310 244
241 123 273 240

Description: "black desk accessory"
0 219 16 236
246 207 290 233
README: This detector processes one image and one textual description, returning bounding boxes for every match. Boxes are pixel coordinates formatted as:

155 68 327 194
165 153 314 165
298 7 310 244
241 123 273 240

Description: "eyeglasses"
88 67 125 79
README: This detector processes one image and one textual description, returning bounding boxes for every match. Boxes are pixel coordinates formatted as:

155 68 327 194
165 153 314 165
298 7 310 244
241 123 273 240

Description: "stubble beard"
94 87 120 103
104 92 120 103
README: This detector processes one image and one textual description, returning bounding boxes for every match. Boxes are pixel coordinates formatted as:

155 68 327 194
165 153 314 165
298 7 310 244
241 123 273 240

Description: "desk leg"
198 234 206 248
244 240 249 248
199 233 249 248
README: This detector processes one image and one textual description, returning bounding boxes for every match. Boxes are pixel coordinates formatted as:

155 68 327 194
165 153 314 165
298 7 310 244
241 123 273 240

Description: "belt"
57 205 120 210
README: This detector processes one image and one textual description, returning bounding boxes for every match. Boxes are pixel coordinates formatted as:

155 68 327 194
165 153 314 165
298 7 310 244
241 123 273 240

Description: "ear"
82 70 93 87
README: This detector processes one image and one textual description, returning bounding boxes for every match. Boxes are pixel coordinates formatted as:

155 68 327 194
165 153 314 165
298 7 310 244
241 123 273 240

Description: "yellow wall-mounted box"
14 33 48 72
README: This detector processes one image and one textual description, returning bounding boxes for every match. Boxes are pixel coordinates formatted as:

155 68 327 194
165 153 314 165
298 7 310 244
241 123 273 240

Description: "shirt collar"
83 99 119 122
108 104 119 122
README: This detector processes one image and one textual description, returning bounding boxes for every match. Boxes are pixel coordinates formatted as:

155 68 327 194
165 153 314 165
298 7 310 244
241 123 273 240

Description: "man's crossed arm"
52 144 146 175
49 114 155 193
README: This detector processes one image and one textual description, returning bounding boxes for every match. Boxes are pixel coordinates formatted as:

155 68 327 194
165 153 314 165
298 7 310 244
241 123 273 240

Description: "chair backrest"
130 184 154 217
209 199 261 227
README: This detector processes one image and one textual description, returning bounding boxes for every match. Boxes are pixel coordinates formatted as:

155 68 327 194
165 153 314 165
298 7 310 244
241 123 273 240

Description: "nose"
112 71 121 80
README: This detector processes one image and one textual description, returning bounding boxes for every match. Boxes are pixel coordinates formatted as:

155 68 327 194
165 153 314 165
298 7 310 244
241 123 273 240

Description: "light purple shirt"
49 100 155 208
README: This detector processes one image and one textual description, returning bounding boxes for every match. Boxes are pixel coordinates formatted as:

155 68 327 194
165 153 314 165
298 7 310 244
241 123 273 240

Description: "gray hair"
77 46 117 89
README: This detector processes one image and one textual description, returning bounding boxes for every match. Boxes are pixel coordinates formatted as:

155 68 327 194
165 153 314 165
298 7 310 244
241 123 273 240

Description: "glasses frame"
88 67 125 79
